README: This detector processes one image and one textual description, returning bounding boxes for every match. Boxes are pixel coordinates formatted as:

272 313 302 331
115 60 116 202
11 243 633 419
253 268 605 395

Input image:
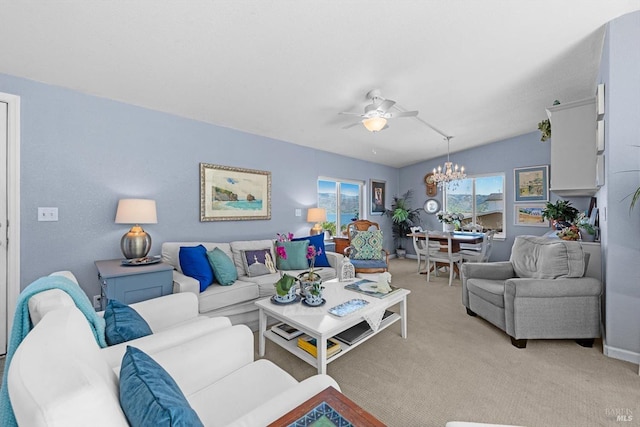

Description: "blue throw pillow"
120 346 204 427
293 234 331 268
276 240 310 270
206 247 238 286
104 300 153 346
179 245 214 292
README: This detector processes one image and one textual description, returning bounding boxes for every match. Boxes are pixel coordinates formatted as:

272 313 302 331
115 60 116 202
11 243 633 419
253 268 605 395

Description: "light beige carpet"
257 259 640 427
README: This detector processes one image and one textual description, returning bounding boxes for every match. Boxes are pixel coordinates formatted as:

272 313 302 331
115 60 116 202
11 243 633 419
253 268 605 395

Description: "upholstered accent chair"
344 220 389 273
461 236 602 348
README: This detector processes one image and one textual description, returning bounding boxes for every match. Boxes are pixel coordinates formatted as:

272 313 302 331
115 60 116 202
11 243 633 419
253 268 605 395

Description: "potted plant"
537 100 560 142
575 212 597 242
385 189 421 258
542 199 579 229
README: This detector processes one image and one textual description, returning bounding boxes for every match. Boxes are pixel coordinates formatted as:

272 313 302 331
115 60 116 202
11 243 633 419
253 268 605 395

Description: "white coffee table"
256 278 410 375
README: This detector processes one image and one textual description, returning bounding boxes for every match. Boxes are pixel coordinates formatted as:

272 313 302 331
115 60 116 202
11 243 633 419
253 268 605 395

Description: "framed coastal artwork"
514 165 549 202
200 163 271 221
370 179 386 215
514 203 549 227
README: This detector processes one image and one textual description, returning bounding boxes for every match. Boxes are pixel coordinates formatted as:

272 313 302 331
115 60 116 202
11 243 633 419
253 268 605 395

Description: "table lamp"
307 208 326 236
115 198 157 259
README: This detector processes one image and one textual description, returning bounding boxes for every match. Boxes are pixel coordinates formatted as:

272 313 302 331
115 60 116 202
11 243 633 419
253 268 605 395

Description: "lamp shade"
362 117 387 132
115 199 157 224
307 208 327 223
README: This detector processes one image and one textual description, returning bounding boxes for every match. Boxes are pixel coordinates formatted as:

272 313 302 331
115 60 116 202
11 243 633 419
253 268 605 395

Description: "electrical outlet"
93 295 102 310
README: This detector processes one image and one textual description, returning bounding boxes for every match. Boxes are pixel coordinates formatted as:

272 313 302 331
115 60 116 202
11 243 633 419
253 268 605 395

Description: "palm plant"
385 189 421 250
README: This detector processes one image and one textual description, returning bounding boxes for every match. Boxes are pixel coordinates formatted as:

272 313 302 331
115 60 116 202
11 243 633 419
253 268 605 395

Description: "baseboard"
603 343 640 364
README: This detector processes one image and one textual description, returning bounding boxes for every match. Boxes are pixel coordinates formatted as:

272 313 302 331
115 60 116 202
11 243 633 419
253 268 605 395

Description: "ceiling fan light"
362 117 387 132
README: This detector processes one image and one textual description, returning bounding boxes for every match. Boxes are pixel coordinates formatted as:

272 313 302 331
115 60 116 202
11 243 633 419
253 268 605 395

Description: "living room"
1 3 640 426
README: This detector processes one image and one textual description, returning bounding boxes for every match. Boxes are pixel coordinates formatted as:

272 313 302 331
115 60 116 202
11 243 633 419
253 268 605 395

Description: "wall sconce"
115 199 157 259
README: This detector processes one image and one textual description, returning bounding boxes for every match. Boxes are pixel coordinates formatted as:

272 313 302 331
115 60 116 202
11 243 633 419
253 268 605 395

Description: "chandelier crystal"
432 136 466 188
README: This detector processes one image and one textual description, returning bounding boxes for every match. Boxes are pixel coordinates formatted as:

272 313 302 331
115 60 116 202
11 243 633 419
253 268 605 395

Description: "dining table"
408 231 486 276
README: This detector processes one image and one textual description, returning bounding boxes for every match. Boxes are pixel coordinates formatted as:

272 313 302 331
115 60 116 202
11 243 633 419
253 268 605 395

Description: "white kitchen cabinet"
546 97 598 196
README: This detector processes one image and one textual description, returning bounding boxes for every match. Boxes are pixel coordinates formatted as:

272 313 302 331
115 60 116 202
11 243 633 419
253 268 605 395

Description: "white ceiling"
1 1 639 167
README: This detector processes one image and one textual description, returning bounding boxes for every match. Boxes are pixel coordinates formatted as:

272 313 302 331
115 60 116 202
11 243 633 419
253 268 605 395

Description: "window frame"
317 177 364 236
443 172 506 239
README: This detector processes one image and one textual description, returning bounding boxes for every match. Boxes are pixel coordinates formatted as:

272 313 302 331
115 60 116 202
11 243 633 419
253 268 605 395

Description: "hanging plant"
538 100 561 142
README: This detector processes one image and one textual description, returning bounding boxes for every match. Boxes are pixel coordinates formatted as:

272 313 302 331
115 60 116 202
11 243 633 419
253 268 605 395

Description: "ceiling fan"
339 89 419 132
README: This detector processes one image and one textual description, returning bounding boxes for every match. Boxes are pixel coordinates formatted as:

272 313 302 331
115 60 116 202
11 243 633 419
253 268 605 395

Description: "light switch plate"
38 207 58 221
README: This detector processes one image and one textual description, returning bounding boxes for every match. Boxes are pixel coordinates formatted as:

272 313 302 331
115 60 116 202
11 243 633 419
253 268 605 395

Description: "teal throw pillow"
119 346 204 427
104 300 153 346
276 240 310 270
206 247 238 286
350 230 384 260
179 245 214 292
292 234 331 268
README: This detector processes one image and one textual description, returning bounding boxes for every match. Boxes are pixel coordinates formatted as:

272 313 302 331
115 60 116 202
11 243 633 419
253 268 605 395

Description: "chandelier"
432 136 466 188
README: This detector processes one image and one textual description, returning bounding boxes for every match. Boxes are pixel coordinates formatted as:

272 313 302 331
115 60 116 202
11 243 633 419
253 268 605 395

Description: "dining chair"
410 226 431 273
460 230 496 263
427 233 463 286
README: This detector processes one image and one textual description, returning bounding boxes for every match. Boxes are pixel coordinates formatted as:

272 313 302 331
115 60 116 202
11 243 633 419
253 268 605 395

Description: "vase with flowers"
298 245 324 305
437 211 464 232
272 232 299 303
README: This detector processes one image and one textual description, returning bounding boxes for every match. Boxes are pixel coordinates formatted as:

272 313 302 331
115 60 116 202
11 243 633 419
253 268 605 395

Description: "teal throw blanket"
0 275 107 427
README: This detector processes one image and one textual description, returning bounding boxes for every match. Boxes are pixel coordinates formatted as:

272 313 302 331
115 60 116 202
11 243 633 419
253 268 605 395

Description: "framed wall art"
514 165 549 202
514 203 549 227
370 179 386 215
200 163 271 221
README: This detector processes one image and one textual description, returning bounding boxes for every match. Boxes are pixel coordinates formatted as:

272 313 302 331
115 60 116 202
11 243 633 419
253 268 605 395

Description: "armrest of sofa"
227 377 341 427
123 325 255 395
172 270 201 295
504 276 602 299
129 292 200 332
325 251 344 269
461 262 515 281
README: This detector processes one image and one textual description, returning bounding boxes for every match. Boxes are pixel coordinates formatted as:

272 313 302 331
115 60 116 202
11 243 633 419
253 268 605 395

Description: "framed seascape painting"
370 179 386 215
514 203 549 227
514 165 549 202
200 163 271 221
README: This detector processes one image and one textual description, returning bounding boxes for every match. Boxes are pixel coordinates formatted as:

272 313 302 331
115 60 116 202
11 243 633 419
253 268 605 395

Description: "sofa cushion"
276 240 310 270
162 242 233 274
119 346 204 427
198 279 260 312
207 247 238 286
104 300 153 346
179 245 214 292
292 234 331 268
466 279 506 308
510 236 585 279
350 230 384 260
230 240 276 278
241 248 276 277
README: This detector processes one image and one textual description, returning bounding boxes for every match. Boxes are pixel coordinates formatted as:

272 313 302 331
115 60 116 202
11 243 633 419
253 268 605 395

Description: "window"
444 174 505 238
318 178 363 236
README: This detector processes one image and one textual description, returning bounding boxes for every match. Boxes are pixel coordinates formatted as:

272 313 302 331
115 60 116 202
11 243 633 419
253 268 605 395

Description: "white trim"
603 343 640 365
0 92 21 336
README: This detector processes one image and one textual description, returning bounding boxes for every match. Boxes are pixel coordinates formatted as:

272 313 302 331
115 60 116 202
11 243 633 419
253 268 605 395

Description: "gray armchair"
461 236 602 348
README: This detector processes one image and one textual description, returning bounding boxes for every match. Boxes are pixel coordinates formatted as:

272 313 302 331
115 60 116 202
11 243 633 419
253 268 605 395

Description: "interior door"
0 101 7 354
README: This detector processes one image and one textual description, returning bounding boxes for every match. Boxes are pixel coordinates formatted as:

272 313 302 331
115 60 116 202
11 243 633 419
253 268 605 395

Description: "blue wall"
598 10 640 363
400 132 590 261
0 73 398 297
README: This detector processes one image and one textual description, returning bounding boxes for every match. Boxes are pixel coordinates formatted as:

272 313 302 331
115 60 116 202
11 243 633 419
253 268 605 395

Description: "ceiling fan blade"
377 99 396 111
390 110 419 118
339 111 364 116
342 122 362 129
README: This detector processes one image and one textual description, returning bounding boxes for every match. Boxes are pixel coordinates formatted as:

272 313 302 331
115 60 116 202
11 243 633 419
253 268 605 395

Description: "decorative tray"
328 299 369 317
270 295 302 305
121 255 162 266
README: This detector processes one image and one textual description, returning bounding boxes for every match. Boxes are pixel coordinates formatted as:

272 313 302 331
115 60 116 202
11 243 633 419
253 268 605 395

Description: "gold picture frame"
200 163 271 221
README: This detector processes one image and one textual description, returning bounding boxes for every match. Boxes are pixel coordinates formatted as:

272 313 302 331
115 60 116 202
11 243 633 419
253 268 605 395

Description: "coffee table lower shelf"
263 312 401 369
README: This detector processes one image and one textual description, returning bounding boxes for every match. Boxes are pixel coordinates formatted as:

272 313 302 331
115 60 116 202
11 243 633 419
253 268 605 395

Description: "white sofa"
162 240 343 329
8 305 340 426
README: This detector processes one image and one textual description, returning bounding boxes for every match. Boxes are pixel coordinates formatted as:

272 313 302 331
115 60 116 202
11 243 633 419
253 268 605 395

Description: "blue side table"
95 259 174 309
